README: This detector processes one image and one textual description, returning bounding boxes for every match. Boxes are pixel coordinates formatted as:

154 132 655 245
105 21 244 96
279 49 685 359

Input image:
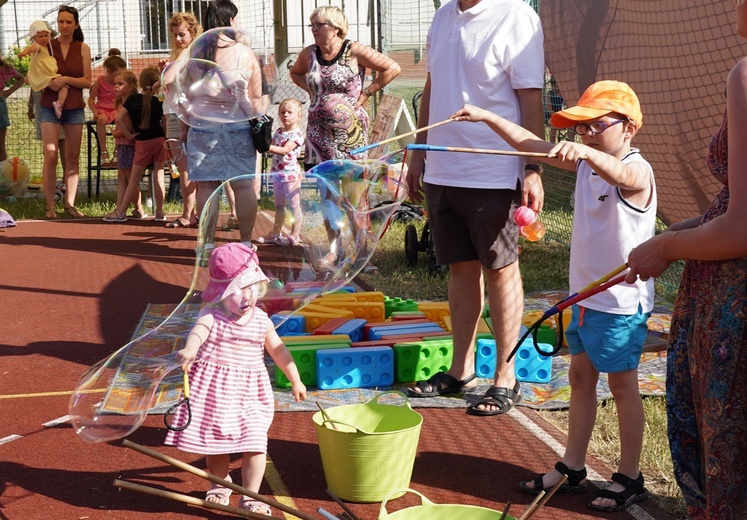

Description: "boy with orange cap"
451 80 655 512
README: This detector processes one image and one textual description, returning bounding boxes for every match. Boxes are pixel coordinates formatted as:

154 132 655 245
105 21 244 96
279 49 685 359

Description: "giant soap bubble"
162 27 275 128
69 157 407 442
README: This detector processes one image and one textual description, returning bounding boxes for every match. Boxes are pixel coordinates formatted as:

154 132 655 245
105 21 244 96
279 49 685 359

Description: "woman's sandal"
45 209 58 219
255 234 281 245
588 472 647 512
466 381 522 416
519 461 588 495
100 151 112 168
220 215 239 231
239 496 271 516
165 217 190 228
63 206 84 218
407 372 477 398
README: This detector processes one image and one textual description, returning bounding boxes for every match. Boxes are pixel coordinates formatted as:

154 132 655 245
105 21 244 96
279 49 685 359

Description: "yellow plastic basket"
312 391 422 503
378 489 516 520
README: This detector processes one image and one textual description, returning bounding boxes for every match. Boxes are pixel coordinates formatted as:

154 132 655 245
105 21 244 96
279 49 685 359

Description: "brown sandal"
64 206 84 218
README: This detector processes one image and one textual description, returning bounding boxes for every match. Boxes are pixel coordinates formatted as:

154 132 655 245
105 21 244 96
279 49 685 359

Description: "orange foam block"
417 302 450 326
443 316 491 333
314 301 385 322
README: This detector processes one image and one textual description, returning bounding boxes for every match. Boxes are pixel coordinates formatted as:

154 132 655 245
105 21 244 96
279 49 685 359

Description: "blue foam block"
332 318 367 342
271 314 306 336
368 323 444 340
316 346 394 390
475 337 553 383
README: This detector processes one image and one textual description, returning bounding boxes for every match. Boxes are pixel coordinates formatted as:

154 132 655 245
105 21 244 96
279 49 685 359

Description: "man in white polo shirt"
406 0 545 415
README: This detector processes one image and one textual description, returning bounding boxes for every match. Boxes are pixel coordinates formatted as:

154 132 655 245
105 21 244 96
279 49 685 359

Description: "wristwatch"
363 87 373 97
524 164 542 174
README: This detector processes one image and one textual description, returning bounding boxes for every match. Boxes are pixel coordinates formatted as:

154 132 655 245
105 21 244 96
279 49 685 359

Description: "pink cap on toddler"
201 243 269 303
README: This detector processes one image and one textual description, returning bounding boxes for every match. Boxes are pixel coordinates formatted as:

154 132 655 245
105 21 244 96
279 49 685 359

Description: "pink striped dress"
165 307 274 454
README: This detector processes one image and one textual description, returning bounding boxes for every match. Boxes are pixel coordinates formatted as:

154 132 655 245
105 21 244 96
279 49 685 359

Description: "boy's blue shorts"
565 304 650 373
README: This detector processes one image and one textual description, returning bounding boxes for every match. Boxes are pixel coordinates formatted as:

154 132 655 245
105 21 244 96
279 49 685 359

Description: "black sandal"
519 461 588 495
588 472 647 512
406 372 477 398
466 381 522 416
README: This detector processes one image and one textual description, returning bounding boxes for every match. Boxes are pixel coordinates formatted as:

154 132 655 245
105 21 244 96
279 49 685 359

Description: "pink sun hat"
202 243 269 303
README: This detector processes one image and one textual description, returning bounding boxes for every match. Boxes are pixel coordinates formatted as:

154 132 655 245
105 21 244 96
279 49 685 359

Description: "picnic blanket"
128 290 671 412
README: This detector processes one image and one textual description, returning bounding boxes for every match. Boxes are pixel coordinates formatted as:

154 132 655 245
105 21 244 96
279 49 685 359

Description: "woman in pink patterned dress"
165 243 306 516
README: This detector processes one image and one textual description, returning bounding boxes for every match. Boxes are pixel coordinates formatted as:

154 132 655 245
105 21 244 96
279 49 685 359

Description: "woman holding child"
40 5 92 219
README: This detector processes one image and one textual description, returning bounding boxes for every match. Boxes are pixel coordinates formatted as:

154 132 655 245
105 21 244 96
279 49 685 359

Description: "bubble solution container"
312 392 422 503
514 206 546 242
377 489 516 520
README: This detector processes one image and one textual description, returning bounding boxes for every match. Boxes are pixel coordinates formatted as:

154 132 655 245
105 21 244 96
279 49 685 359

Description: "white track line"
508 408 657 520
0 435 23 445
43 415 71 427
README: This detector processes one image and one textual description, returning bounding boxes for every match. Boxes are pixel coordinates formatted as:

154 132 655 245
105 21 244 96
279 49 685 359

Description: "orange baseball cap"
550 80 643 129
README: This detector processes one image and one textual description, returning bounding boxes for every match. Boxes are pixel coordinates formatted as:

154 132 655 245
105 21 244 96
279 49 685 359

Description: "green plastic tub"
312 391 422 503
378 489 516 519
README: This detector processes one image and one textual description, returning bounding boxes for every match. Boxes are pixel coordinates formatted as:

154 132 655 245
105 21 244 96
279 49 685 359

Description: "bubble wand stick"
407 143 589 160
506 264 629 362
349 118 455 155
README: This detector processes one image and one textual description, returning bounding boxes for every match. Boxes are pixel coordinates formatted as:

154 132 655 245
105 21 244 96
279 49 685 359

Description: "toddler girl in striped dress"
165 242 306 515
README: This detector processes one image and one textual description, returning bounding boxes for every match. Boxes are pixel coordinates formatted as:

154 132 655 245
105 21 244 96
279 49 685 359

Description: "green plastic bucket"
312 391 423 503
378 489 516 520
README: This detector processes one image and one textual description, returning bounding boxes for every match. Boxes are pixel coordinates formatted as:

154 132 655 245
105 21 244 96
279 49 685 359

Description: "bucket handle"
378 488 433 518
369 390 413 409
319 417 362 433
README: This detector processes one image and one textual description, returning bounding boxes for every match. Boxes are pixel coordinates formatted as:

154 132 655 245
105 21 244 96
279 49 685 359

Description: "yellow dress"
26 45 59 92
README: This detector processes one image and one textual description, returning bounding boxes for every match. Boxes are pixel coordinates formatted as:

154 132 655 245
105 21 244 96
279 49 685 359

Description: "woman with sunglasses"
289 5 400 272
39 5 91 219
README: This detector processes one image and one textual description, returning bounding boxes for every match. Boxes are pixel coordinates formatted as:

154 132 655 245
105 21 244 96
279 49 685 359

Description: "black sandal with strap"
588 472 648 512
519 461 588 495
466 381 522 416
406 372 477 398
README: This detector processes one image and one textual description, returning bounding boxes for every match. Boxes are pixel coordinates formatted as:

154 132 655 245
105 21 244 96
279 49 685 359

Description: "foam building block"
316 346 394 390
260 295 298 316
390 311 427 320
362 318 433 340
312 317 350 336
417 301 450 327
275 344 350 388
369 322 445 340
475 337 552 383
271 314 306 336
332 318 367 342
384 297 419 318
283 334 351 347
443 316 491 334
351 339 402 348
297 305 354 332
315 301 386 322
393 339 453 383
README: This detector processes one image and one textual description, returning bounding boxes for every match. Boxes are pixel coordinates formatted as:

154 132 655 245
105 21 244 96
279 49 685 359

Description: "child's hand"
450 104 487 123
547 141 589 163
176 346 198 370
291 382 307 402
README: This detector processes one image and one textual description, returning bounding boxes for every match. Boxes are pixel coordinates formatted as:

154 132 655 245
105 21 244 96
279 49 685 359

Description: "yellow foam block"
319 291 385 302
417 301 450 326
282 334 351 345
315 301 385 322
556 307 572 347
300 303 354 317
443 316 490 333
522 310 556 328
312 293 358 304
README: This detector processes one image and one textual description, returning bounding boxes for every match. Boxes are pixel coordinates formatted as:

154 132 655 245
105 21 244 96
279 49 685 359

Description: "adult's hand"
522 171 544 213
626 233 672 283
48 76 67 92
405 153 425 204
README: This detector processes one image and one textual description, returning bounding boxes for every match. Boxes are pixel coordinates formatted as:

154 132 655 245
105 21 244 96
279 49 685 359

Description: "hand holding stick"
349 118 455 155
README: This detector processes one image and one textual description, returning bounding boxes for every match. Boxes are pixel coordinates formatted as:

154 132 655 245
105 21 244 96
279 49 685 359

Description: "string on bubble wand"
506 264 629 362
164 371 191 431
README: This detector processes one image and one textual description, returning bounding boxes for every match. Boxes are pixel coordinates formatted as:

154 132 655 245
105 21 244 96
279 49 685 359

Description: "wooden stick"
121 440 318 520
407 144 549 158
350 118 455 155
498 500 512 520
316 401 339 431
517 490 545 520
521 475 568 520
113 479 280 519
326 488 362 520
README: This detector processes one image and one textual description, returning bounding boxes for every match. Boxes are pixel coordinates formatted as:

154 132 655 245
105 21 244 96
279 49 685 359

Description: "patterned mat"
130 291 671 412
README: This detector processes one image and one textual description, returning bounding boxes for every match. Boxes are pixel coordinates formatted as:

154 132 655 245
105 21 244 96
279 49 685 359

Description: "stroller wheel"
404 224 419 266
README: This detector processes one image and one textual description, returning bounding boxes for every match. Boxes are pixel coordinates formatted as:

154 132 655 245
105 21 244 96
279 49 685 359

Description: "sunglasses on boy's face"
573 119 627 136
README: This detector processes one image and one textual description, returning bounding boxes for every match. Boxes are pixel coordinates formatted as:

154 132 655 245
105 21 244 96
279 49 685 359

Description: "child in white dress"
165 243 306 515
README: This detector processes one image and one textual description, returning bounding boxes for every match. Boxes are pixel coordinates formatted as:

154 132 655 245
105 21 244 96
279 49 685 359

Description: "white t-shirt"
569 149 657 314
425 0 544 189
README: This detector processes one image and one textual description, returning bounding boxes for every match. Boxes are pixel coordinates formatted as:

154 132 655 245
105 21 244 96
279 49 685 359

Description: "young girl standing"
256 98 305 246
110 70 146 219
165 243 307 515
88 49 127 167
103 66 166 222
161 12 202 229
